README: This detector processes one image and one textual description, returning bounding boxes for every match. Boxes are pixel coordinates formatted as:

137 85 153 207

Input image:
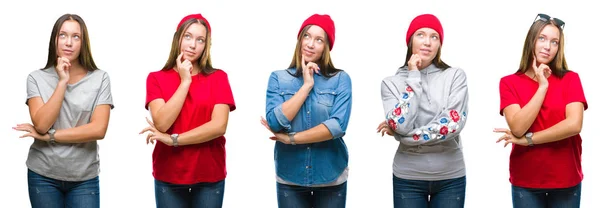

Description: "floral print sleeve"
381 69 469 145
381 70 422 136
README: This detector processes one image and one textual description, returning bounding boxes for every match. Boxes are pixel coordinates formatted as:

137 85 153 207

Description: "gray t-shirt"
25 67 114 181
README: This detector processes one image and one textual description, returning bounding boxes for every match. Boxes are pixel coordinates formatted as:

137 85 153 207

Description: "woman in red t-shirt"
140 13 236 208
496 13 587 208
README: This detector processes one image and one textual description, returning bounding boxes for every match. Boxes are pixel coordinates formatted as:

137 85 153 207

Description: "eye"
59 33 66 38
432 35 439 40
551 40 559 45
316 38 323 43
184 34 191 39
73 35 80 40
303 34 310 39
197 39 205 43
538 36 546 41
416 33 424 37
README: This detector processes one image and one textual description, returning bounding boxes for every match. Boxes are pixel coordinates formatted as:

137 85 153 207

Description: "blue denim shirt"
265 68 352 186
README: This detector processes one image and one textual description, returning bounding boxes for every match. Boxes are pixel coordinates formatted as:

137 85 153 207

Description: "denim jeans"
154 179 225 208
393 175 466 208
512 183 581 208
27 169 100 208
276 181 347 208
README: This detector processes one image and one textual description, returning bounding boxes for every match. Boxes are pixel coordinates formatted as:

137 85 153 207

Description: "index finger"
493 128 509 133
532 55 537 69
301 55 307 69
177 53 183 65
146 117 156 128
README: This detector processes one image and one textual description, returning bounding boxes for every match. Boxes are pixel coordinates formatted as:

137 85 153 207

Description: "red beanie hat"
297 14 336 50
177 13 211 33
406 14 444 45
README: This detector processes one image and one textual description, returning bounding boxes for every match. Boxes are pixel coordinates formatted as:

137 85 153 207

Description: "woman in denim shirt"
261 14 352 208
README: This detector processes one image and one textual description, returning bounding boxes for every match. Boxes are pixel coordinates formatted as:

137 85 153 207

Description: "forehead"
306 25 325 37
539 24 560 38
184 22 207 36
415 27 438 35
60 20 81 32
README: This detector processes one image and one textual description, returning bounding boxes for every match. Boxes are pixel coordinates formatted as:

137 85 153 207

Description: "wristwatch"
288 132 297 145
525 132 534 147
170 134 179 147
48 128 56 144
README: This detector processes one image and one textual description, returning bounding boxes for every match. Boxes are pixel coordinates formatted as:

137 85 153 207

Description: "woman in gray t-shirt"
13 13 113 208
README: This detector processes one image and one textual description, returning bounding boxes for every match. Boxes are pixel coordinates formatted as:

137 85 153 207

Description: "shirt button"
307 111 310 114
307 147 310 150
306 166 311 169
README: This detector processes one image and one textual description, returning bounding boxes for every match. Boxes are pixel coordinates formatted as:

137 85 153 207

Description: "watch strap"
289 132 297 145
170 134 179 147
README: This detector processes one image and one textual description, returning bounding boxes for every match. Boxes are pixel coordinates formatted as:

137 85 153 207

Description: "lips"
539 52 550 57
303 49 315 56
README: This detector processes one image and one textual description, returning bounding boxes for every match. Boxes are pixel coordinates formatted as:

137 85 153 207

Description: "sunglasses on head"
535 13 565 29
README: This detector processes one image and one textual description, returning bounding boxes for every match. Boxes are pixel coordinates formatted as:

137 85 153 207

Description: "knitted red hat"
297 14 336 50
177 13 211 33
406 14 444 45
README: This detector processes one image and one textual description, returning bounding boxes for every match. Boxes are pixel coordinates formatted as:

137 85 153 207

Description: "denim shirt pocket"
315 88 337 107
279 90 296 101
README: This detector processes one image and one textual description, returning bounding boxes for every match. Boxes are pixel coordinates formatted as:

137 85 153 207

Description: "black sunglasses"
535 13 565 29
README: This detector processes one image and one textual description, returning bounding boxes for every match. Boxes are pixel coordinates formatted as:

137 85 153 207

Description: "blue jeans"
393 175 466 208
512 183 581 208
154 179 225 208
27 169 100 208
276 181 347 208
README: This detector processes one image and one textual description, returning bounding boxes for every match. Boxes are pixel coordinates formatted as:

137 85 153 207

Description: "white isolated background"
0 0 598 207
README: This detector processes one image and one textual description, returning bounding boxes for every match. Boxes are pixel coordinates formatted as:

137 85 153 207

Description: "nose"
543 41 551 50
65 37 72 47
423 37 431 46
307 38 315 48
189 40 196 49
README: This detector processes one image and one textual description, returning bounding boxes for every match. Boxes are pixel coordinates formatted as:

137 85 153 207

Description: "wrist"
47 128 56 144
300 85 313 92
170 133 179 147
288 132 297 145
180 79 192 86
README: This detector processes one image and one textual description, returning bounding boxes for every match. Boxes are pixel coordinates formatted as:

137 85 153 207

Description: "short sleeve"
214 70 236 111
97 72 114 109
26 74 40 105
499 76 518 115
145 72 162 110
565 72 588 110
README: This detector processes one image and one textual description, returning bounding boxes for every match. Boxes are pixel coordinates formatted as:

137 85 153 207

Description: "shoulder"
90 69 109 78
29 67 54 78
382 67 409 83
562 71 581 80
269 68 295 79
207 69 228 79
147 69 175 79
500 73 520 84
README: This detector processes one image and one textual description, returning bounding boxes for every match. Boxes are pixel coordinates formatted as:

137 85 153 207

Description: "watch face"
526 132 533 138
48 129 56 134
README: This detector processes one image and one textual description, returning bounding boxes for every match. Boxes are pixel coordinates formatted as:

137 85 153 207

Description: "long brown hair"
43 14 97 71
516 19 569 78
288 25 341 78
162 18 214 75
402 35 450 70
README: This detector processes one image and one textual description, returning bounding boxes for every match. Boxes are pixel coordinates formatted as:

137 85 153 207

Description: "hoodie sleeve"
381 70 423 136
391 68 469 146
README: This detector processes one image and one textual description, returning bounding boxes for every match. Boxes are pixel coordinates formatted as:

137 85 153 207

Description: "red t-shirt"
499 71 587 189
145 69 236 184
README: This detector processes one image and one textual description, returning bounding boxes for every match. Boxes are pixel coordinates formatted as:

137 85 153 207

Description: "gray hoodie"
381 64 468 181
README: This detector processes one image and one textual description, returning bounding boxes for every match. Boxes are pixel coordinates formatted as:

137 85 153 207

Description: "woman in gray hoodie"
377 14 469 208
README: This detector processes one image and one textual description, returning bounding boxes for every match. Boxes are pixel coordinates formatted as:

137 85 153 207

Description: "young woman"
496 13 587 208
377 14 469 208
261 14 353 208
14 13 114 208
139 13 236 208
